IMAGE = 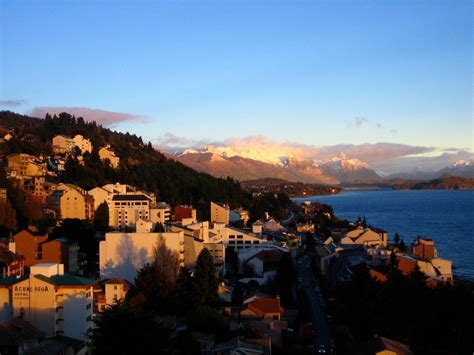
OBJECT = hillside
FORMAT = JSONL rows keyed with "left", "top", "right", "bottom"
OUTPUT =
{"left": 392, "top": 175, "right": 474, "bottom": 190}
{"left": 241, "top": 178, "right": 341, "bottom": 197}
{"left": 0, "top": 110, "right": 247, "bottom": 208}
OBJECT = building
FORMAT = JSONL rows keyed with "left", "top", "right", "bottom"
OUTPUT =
{"left": 99, "top": 145, "right": 120, "bottom": 168}
{"left": 173, "top": 205, "right": 197, "bottom": 222}
{"left": 0, "top": 263, "right": 94, "bottom": 340}
{"left": 7, "top": 154, "right": 46, "bottom": 177}
{"left": 108, "top": 194, "right": 151, "bottom": 230}
{"left": 150, "top": 202, "right": 172, "bottom": 225}
{"left": 0, "top": 249, "right": 24, "bottom": 278}
{"left": 48, "top": 184, "right": 94, "bottom": 220}
{"left": 246, "top": 250, "right": 283, "bottom": 277}
{"left": 209, "top": 224, "right": 266, "bottom": 251}
{"left": 94, "top": 278, "right": 132, "bottom": 313}
{"left": 210, "top": 202, "right": 230, "bottom": 225}
{"left": 241, "top": 298, "right": 284, "bottom": 320}
{"left": 344, "top": 228, "right": 388, "bottom": 247}
{"left": 99, "top": 225, "right": 203, "bottom": 282}
{"left": 412, "top": 238, "right": 437, "bottom": 259}
{"left": 367, "top": 336, "right": 413, "bottom": 355}
{"left": 72, "top": 134, "right": 93, "bottom": 154}
{"left": 52, "top": 135, "right": 75, "bottom": 154}
{"left": 10, "top": 230, "right": 79, "bottom": 273}
{"left": 88, "top": 186, "right": 112, "bottom": 211}
{"left": 230, "top": 208, "right": 250, "bottom": 225}
{"left": 0, "top": 317, "right": 45, "bottom": 354}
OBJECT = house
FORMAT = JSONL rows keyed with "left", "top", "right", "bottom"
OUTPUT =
{"left": 230, "top": 208, "right": 250, "bottom": 225}
{"left": 72, "top": 134, "right": 93, "bottom": 154}
{"left": 367, "top": 336, "right": 413, "bottom": 355}
{"left": 0, "top": 249, "right": 24, "bottom": 278}
{"left": 99, "top": 145, "right": 120, "bottom": 168}
{"left": 94, "top": 278, "right": 132, "bottom": 312}
{"left": 7, "top": 154, "right": 46, "bottom": 177}
{"left": 212, "top": 337, "right": 264, "bottom": 355}
{"left": 209, "top": 224, "right": 267, "bottom": 251}
{"left": 344, "top": 228, "right": 388, "bottom": 247}
{"left": 10, "top": 230, "right": 79, "bottom": 273}
{"left": 412, "top": 238, "right": 437, "bottom": 259}
{"left": 88, "top": 186, "right": 112, "bottom": 211}
{"left": 173, "top": 205, "right": 197, "bottom": 222}
{"left": 0, "top": 317, "right": 45, "bottom": 354}
{"left": 0, "top": 263, "right": 94, "bottom": 341}
{"left": 210, "top": 202, "right": 230, "bottom": 225}
{"left": 263, "top": 219, "right": 285, "bottom": 233}
{"left": 242, "top": 298, "right": 284, "bottom": 320}
{"left": 48, "top": 184, "right": 94, "bottom": 220}
{"left": 52, "top": 135, "right": 75, "bottom": 154}
{"left": 246, "top": 250, "right": 283, "bottom": 277}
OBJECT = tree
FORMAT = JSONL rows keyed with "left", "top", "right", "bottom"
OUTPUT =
{"left": 399, "top": 238, "right": 407, "bottom": 252}
{"left": 225, "top": 246, "right": 238, "bottom": 276}
{"left": 94, "top": 202, "right": 109, "bottom": 234}
{"left": 194, "top": 248, "right": 218, "bottom": 306}
{"left": 135, "top": 236, "right": 180, "bottom": 313}
{"left": 186, "top": 306, "right": 229, "bottom": 341}
{"left": 393, "top": 232, "right": 400, "bottom": 247}
{"left": 91, "top": 301, "right": 173, "bottom": 355}
{"left": 305, "top": 231, "right": 315, "bottom": 253}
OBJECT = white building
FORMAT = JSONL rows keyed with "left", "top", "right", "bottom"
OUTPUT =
{"left": 0, "top": 263, "right": 94, "bottom": 341}
{"left": 99, "top": 224, "right": 203, "bottom": 282}
{"left": 108, "top": 194, "right": 151, "bottom": 230}
{"left": 150, "top": 202, "right": 172, "bottom": 224}
{"left": 72, "top": 134, "right": 93, "bottom": 154}
{"left": 209, "top": 224, "right": 267, "bottom": 251}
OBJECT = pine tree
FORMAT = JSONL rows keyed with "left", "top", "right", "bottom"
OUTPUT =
{"left": 399, "top": 238, "right": 407, "bottom": 252}
{"left": 94, "top": 202, "right": 109, "bottom": 234}
{"left": 194, "top": 248, "right": 218, "bottom": 306}
{"left": 394, "top": 232, "right": 400, "bottom": 247}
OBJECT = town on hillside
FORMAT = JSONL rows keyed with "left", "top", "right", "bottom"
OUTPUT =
{"left": 0, "top": 126, "right": 471, "bottom": 355}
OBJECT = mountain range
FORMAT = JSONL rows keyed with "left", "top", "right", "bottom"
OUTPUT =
{"left": 173, "top": 147, "right": 473, "bottom": 185}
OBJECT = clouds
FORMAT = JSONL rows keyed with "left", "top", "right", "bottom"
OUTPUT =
{"left": 29, "top": 106, "right": 146, "bottom": 127}
{"left": 155, "top": 133, "right": 435, "bottom": 164}
{"left": 347, "top": 116, "right": 397, "bottom": 135}
{"left": 0, "top": 99, "right": 28, "bottom": 107}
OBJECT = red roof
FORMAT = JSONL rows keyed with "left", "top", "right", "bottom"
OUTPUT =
{"left": 369, "top": 269, "right": 388, "bottom": 282}
{"left": 397, "top": 257, "right": 417, "bottom": 275}
{"left": 247, "top": 298, "right": 284, "bottom": 316}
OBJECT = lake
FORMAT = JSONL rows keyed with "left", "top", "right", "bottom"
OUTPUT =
{"left": 293, "top": 189, "right": 474, "bottom": 279}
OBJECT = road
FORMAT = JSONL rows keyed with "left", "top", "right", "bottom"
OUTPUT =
{"left": 294, "top": 254, "right": 331, "bottom": 353}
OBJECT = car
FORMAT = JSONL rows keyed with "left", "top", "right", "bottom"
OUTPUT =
{"left": 318, "top": 345, "right": 327, "bottom": 353}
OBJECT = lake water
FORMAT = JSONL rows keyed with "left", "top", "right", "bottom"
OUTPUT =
{"left": 293, "top": 190, "right": 474, "bottom": 279}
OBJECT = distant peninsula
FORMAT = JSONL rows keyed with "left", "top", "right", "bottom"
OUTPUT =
{"left": 241, "top": 178, "right": 342, "bottom": 197}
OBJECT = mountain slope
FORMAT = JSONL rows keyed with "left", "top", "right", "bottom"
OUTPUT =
{"left": 175, "top": 152, "right": 338, "bottom": 184}
{"left": 316, "top": 153, "right": 380, "bottom": 182}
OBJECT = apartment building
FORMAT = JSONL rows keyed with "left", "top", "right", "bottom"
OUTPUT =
{"left": 7, "top": 154, "right": 46, "bottom": 177}
{"left": 48, "top": 184, "right": 94, "bottom": 220}
{"left": 210, "top": 202, "right": 230, "bottom": 225}
{"left": 108, "top": 194, "right": 151, "bottom": 229}
{"left": 0, "top": 263, "right": 94, "bottom": 340}
{"left": 52, "top": 135, "right": 75, "bottom": 154}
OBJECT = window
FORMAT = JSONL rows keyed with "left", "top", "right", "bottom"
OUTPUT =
{"left": 114, "top": 285, "right": 118, "bottom": 290}
{"left": 253, "top": 241, "right": 259, "bottom": 244}
{"left": 86, "top": 303, "right": 91, "bottom": 310}
{"left": 237, "top": 235, "right": 243, "bottom": 239}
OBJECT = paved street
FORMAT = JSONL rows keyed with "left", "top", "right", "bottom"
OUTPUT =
{"left": 294, "top": 254, "right": 331, "bottom": 353}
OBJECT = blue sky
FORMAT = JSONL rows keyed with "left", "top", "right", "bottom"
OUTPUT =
{"left": 0, "top": 0, "right": 472, "bottom": 150}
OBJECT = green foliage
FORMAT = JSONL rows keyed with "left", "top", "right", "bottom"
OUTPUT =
{"left": 248, "top": 192, "right": 291, "bottom": 222}
{"left": 393, "top": 232, "right": 400, "bottom": 246}
{"left": 398, "top": 238, "right": 407, "bottom": 252}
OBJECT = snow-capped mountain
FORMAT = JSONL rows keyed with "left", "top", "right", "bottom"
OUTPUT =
{"left": 316, "top": 153, "right": 380, "bottom": 182}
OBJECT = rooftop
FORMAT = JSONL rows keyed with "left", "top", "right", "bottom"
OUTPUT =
{"left": 112, "top": 194, "right": 151, "bottom": 201}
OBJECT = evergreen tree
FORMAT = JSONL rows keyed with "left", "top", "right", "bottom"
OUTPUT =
{"left": 393, "top": 232, "right": 400, "bottom": 246}
{"left": 194, "top": 248, "right": 218, "bottom": 306}
{"left": 94, "top": 202, "right": 109, "bottom": 234}
{"left": 399, "top": 238, "right": 407, "bottom": 252}
{"left": 305, "top": 231, "right": 315, "bottom": 253}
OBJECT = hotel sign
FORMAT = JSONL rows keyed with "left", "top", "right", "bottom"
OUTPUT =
{"left": 13, "top": 285, "right": 50, "bottom": 299}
